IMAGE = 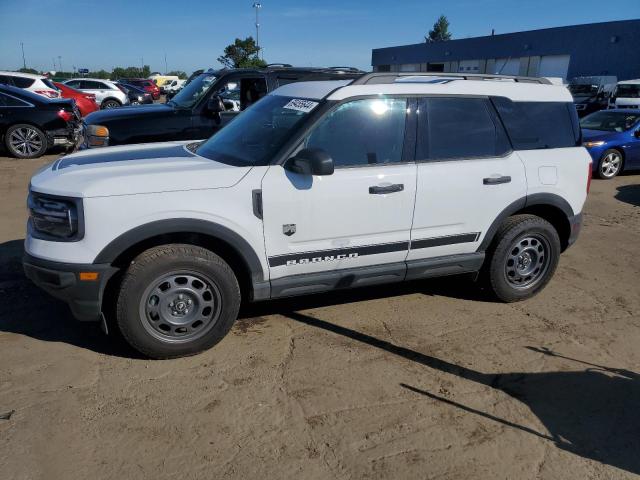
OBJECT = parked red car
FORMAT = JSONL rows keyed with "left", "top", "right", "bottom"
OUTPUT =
{"left": 54, "top": 82, "right": 99, "bottom": 117}
{"left": 118, "top": 78, "right": 160, "bottom": 100}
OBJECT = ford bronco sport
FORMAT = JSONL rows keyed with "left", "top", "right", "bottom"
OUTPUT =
{"left": 24, "top": 72, "right": 591, "bottom": 358}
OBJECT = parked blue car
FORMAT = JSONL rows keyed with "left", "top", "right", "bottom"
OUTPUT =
{"left": 581, "top": 110, "right": 640, "bottom": 179}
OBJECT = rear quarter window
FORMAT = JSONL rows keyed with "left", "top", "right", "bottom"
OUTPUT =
{"left": 12, "top": 76, "right": 36, "bottom": 88}
{"left": 492, "top": 97, "right": 581, "bottom": 149}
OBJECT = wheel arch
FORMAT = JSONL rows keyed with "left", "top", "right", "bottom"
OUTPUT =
{"left": 101, "top": 97, "right": 122, "bottom": 106}
{"left": 96, "top": 219, "right": 268, "bottom": 304}
{"left": 479, "top": 194, "right": 574, "bottom": 253}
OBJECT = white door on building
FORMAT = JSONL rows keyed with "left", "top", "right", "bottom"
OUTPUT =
{"left": 458, "top": 59, "right": 481, "bottom": 73}
{"left": 538, "top": 55, "right": 571, "bottom": 80}
{"left": 400, "top": 63, "right": 420, "bottom": 72}
{"left": 494, "top": 58, "right": 520, "bottom": 75}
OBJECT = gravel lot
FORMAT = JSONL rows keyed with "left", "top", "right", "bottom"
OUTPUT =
{"left": 1, "top": 153, "right": 639, "bottom": 480}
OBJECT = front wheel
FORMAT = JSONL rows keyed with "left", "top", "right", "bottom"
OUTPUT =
{"left": 483, "top": 214, "right": 561, "bottom": 302}
{"left": 116, "top": 244, "right": 241, "bottom": 359}
{"left": 597, "top": 149, "right": 623, "bottom": 179}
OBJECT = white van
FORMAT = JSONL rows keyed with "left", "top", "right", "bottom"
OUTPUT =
{"left": 610, "top": 79, "right": 640, "bottom": 109}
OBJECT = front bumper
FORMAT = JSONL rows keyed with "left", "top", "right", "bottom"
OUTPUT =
{"left": 23, "top": 253, "right": 118, "bottom": 322}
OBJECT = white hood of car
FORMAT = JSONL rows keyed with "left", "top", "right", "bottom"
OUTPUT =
{"left": 30, "top": 142, "right": 252, "bottom": 198}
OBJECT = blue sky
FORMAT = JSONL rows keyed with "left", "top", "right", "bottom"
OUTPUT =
{"left": 0, "top": 0, "right": 638, "bottom": 74}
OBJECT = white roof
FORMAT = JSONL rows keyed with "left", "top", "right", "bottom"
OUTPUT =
{"left": 618, "top": 79, "right": 640, "bottom": 85}
{"left": 65, "top": 78, "right": 114, "bottom": 83}
{"left": 270, "top": 80, "right": 352, "bottom": 100}
{"left": 0, "top": 70, "right": 46, "bottom": 79}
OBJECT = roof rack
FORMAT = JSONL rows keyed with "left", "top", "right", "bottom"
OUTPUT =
{"left": 351, "top": 72, "right": 551, "bottom": 85}
{"left": 328, "top": 66, "right": 363, "bottom": 72}
{"left": 266, "top": 63, "right": 293, "bottom": 68}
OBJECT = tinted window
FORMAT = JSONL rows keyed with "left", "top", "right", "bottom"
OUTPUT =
{"left": 12, "top": 76, "right": 35, "bottom": 88}
{"left": 580, "top": 111, "right": 640, "bottom": 132}
{"left": 81, "top": 80, "right": 107, "bottom": 89}
{"left": 419, "top": 97, "right": 504, "bottom": 160}
{"left": 492, "top": 98, "right": 580, "bottom": 149}
{"left": 66, "top": 80, "right": 81, "bottom": 88}
{"left": 305, "top": 98, "right": 407, "bottom": 167}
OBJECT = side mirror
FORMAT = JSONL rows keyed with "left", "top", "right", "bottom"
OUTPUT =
{"left": 285, "top": 148, "right": 334, "bottom": 176}
{"left": 206, "top": 95, "right": 225, "bottom": 114}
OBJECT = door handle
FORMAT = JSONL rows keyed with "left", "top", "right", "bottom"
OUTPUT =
{"left": 369, "top": 183, "right": 404, "bottom": 194}
{"left": 483, "top": 176, "right": 511, "bottom": 185}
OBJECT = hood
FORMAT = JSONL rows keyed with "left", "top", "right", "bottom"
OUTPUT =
{"left": 581, "top": 129, "right": 618, "bottom": 142}
{"left": 30, "top": 142, "right": 252, "bottom": 198}
{"left": 84, "top": 103, "right": 174, "bottom": 124}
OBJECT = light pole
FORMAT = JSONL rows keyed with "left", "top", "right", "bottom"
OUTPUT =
{"left": 164, "top": 52, "right": 167, "bottom": 74}
{"left": 252, "top": 2, "right": 262, "bottom": 58}
{"left": 58, "top": 55, "right": 62, "bottom": 75}
{"left": 20, "top": 42, "right": 26, "bottom": 69}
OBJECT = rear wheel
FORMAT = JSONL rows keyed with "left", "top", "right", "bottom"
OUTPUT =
{"left": 101, "top": 99, "right": 121, "bottom": 109}
{"left": 5, "top": 124, "right": 47, "bottom": 158}
{"left": 116, "top": 244, "right": 241, "bottom": 359}
{"left": 597, "top": 149, "right": 623, "bottom": 179}
{"left": 483, "top": 214, "right": 560, "bottom": 302}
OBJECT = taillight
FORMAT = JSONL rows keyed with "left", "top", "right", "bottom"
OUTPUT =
{"left": 586, "top": 162, "right": 593, "bottom": 194}
{"left": 57, "top": 109, "right": 73, "bottom": 122}
{"left": 35, "top": 90, "right": 59, "bottom": 98}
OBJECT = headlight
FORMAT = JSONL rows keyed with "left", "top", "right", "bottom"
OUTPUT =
{"left": 86, "top": 124, "right": 109, "bottom": 148}
{"left": 583, "top": 141, "right": 605, "bottom": 148}
{"left": 28, "top": 191, "right": 84, "bottom": 241}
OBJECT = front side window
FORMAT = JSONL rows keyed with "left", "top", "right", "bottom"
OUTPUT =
{"left": 196, "top": 95, "right": 315, "bottom": 166}
{"left": 66, "top": 80, "right": 81, "bottom": 88}
{"left": 169, "top": 73, "right": 217, "bottom": 109}
{"left": 420, "top": 97, "right": 501, "bottom": 160}
{"left": 304, "top": 97, "right": 408, "bottom": 167}
{"left": 580, "top": 111, "right": 640, "bottom": 132}
{"left": 615, "top": 84, "right": 640, "bottom": 99}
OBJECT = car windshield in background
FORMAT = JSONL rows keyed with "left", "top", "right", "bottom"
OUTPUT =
{"left": 615, "top": 84, "right": 640, "bottom": 98}
{"left": 568, "top": 84, "right": 597, "bottom": 96}
{"left": 580, "top": 111, "right": 640, "bottom": 132}
{"left": 169, "top": 74, "right": 217, "bottom": 108}
{"left": 196, "top": 95, "right": 318, "bottom": 166}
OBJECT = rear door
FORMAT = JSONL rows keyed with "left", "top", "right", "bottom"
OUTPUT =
{"left": 407, "top": 96, "right": 527, "bottom": 274}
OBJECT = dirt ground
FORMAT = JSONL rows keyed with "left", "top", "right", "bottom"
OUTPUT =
{"left": 1, "top": 154, "right": 639, "bottom": 480}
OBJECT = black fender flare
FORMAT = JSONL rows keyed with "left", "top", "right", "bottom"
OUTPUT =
{"left": 93, "top": 219, "right": 266, "bottom": 286}
{"left": 477, "top": 193, "right": 574, "bottom": 252}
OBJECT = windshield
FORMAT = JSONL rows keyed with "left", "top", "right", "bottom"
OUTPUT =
{"left": 580, "top": 111, "right": 640, "bottom": 132}
{"left": 196, "top": 95, "right": 319, "bottom": 166}
{"left": 614, "top": 84, "right": 640, "bottom": 98}
{"left": 169, "top": 73, "right": 217, "bottom": 108}
{"left": 568, "top": 84, "right": 598, "bottom": 96}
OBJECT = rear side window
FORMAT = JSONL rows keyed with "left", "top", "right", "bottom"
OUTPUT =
{"left": 81, "top": 81, "right": 108, "bottom": 89}
{"left": 0, "top": 75, "right": 11, "bottom": 85}
{"left": 0, "top": 93, "right": 30, "bottom": 107}
{"left": 13, "top": 76, "right": 35, "bottom": 88}
{"left": 492, "top": 97, "right": 581, "bottom": 149}
{"left": 305, "top": 98, "right": 408, "bottom": 167}
{"left": 417, "top": 97, "right": 510, "bottom": 160}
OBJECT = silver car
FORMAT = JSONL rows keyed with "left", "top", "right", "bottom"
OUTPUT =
{"left": 63, "top": 78, "right": 129, "bottom": 109}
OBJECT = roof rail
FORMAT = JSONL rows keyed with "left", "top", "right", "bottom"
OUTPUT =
{"left": 328, "top": 66, "right": 363, "bottom": 72}
{"left": 351, "top": 72, "right": 552, "bottom": 85}
{"left": 266, "top": 63, "right": 293, "bottom": 68}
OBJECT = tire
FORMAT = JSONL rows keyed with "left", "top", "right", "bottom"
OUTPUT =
{"left": 101, "top": 99, "right": 121, "bottom": 109}
{"left": 597, "top": 149, "right": 623, "bottom": 179}
{"left": 4, "top": 124, "right": 47, "bottom": 159}
{"left": 116, "top": 244, "right": 241, "bottom": 359}
{"left": 483, "top": 214, "right": 561, "bottom": 302}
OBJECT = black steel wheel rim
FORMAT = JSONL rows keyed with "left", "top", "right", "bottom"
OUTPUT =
{"left": 9, "top": 127, "right": 43, "bottom": 156}
{"left": 139, "top": 270, "right": 222, "bottom": 343}
{"left": 504, "top": 234, "right": 551, "bottom": 289}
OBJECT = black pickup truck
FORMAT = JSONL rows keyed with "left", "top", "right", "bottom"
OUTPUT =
{"left": 82, "top": 66, "right": 364, "bottom": 148}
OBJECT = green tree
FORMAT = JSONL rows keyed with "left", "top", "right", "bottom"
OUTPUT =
{"left": 87, "top": 70, "right": 111, "bottom": 79}
{"left": 167, "top": 70, "right": 188, "bottom": 79}
{"left": 18, "top": 67, "right": 39, "bottom": 75}
{"left": 111, "top": 65, "right": 151, "bottom": 79}
{"left": 426, "top": 15, "right": 452, "bottom": 43}
{"left": 217, "top": 37, "right": 266, "bottom": 68}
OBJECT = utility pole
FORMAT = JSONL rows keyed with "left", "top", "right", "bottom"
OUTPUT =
{"left": 252, "top": 2, "right": 262, "bottom": 58}
{"left": 141, "top": 56, "right": 144, "bottom": 76}
{"left": 164, "top": 52, "right": 167, "bottom": 74}
{"left": 58, "top": 55, "right": 62, "bottom": 75}
{"left": 52, "top": 58, "right": 56, "bottom": 72}
{"left": 20, "top": 42, "right": 26, "bottom": 69}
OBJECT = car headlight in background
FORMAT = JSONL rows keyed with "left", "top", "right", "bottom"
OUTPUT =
{"left": 137, "top": 95, "right": 144, "bottom": 102}
{"left": 583, "top": 141, "right": 605, "bottom": 148}
{"left": 86, "top": 124, "right": 109, "bottom": 147}
{"left": 28, "top": 191, "right": 83, "bottom": 241}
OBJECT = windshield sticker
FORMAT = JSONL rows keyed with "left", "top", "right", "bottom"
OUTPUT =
{"left": 283, "top": 99, "right": 319, "bottom": 113}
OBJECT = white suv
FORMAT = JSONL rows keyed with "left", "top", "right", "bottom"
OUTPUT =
{"left": 23, "top": 73, "right": 591, "bottom": 358}
{"left": 62, "top": 78, "right": 129, "bottom": 108}
{"left": 0, "top": 71, "right": 60, "bottom": 98}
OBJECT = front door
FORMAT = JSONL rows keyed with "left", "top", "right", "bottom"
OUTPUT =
{"left": 261, "top": 97, "right": 417, "bottom": 285}
{"left": 408, "top": 96, "right": 527, "bottom": 266}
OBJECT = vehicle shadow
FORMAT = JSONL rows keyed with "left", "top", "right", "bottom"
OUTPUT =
{"left": 615, "top": 184, "right": 640, "bottom": 207}
{"left": 283, "top": 311, "right": 640, "bottom": 476}
{"left": 0, "top": 239, "right": 140, "bottom": 358}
